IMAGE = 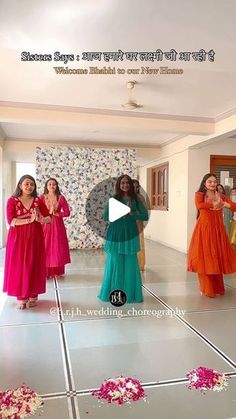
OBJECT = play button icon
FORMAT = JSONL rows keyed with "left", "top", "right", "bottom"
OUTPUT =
{"left": 108, "top": 197, "right": 130, "bottom": 222}
{"left": 85, "top": 176, "right": 150, "bottom": 241}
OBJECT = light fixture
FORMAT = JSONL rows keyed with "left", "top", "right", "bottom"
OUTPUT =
{"left": 122, "top": 81, "right": 143, "bottom": 110}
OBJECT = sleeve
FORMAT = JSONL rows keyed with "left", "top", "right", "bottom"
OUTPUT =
{"left": 224, "top": 196, "right": 236, "bottom": 211}
{"left": 195, "top": 192, "right": 214, "bottom": 209}
{"left": 103, "top": 202, "right": 109, "bottom": 221}
{"left": 38, "top": 198, "right": 51, "bottom": 217}
{"left": 139, "top": 194, "right": 148, "bottom": 209}
{"left": 56, "top": 196, "right": 70, "bottom": 217}
{"left": 129, "top": 199, "right": 149, "bottom": 221}
{"left": 6, "top": 197, "right": 16, "bottom": 224}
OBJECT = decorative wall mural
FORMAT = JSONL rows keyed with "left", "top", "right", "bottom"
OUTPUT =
{"left": 36, "top": 146, "right": 137, "bottom": 248}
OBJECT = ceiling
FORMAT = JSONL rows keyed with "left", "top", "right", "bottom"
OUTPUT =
{"left": 0, "top": 0, "right": 235, "bottom": 147}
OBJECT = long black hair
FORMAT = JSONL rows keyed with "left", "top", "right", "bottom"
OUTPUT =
{"left": 197, "top": 173, "right": 217, "bottom": 193}
{"left": 216, "top": 184, "right": 226, "bottom": 195}
{"left": 114, "top": 174, "right": 137, "bottom": 201}
{"left": 44, "top": 178, "right": 61, "bottom": 197}
{"left": 132, "top": 178, "right": 140, "bottom": 194}
{"left": 196, "top": 173, "right": 217, "bottom": 218}
{"left": 13, "top": 175, "right": 37, "bottom": 197}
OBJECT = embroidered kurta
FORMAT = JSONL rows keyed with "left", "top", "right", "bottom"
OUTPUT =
{"left": 40, "top": 195, "right": 71, "bottom": 270}
{"left": 187, "top": 192, "right": 236, "bottom": 275}
{"left": 3, "top": 196, "right": 50, "bottom": 297}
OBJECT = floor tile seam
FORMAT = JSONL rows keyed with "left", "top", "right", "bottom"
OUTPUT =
{"left": 59, "top": 298, "right": 172, "bottom": 322}
{"left": 142, "top": 285, "right": 236, "bottom": 313}
{"left": 1, "top": 299, "right": 234, "bottom": 329}
{"left": 0, "top": 279, "right": 61, "bottom": 328}
{"left": 186, "top": 307, "right": 236, "bottom": 314}
{"left": 66, "top": 268, "right": 104, "bottom": 271}
{"left": 56, "top": 287, "right": 81, "bottom": 419}
{"left": 41, "top": 392, "right": 68, "bottom": 399}
{"left": 0, "top": 309, "right": 184, "bottom": 328}
{"left": 0, "top": 320, "right": 60, "bottom": 328}
{"left": 225, "top": 284, "right": 236, "bottom": 290}
{"left": 61, "top": 313, "right": 171, "bottom": 323}
{"left": 145, "top": 264, "right": 183, "bottom": 268}
{"left": 176, "top": 318, "right": 236, "bottom": 369}
{"left": 1, "top": 303, "right": 236, "bottom": 328}
{"left": 56, "top": 287, "right": 76, "bottom": 392}
{"left": 143, "top": 284, "right": 236, "bottom": 370}
{"left": 13, "top": 372, "right": 236, "bottom": 400}
{"left": 56, "top": 286, "right": 101, "bottom": 290}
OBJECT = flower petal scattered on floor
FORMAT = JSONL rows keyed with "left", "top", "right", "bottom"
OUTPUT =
{"left": 186, "top": 366, "right": 229, "bottom": 393}
{"left": 92, "top": 376, "right": 146, "bottom": 405}
{"left": 0, "top": 385, "right": 43, "bottom": 418}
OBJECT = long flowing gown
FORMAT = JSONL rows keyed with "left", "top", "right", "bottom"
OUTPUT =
{"left": 3, "top": 196, "right": 50, "bottom": 298}
{"left": 41, "top": 195, "right": 71, "bottom": 276}
{"left": 187, "top": 192, "right": 236, "bottom": 296}
{"left": 98, "top": 198, "right": 148, "bottom": 303}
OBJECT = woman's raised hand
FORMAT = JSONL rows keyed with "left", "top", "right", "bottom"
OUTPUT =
{"left": 29, "top": 209, "right": 37, "bottom": 222}
{"left": 223, "top": 201, "right": 231, "bottom": 209}
{"left": 212, "top": 199, "right": 224, "bottom": 210}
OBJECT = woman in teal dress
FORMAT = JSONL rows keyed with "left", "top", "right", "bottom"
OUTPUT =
{"left": 98, "top": 174, "right": 148, "bottom": 303}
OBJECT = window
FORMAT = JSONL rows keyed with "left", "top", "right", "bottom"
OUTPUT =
{"left": 150, "top": 163, "right": 168, "bottom": 210}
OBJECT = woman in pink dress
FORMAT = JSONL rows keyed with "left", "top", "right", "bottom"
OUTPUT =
{"left": 41, "top": 178, "right": 71, "bottom": 278}
{"left": 3, "top": 175, "right": 51, "bottom": 309}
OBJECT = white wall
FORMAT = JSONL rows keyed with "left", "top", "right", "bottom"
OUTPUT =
{"left": 139, "top": 149, "right": 189, "bottom": 253}
{"left": 2, "top": 157, "right": 12, "bottom": 246}
{"left": 0, "top": 146, "right": 3, "bottom": 248}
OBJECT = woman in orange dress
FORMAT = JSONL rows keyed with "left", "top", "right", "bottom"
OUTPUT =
{"left": 187, "top": 173, "right": 236, "bottom": 298}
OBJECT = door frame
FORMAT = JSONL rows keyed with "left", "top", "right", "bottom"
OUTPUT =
{"left": 210, "top": 155, "right": 236, "bottom": 173}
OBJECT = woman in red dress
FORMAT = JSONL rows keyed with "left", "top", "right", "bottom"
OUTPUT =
{"left": 3, "top": 175, "right": 51, "bottom": 309}
{"left": 187, "top": 173, "right": 236, "bottom": 298}
{"left": 40, "top": 178, "right": 70, "bottom": 278}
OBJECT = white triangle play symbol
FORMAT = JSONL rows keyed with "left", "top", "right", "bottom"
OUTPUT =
{"left": 108, "top": 197, "right": 130, "bottom": 222}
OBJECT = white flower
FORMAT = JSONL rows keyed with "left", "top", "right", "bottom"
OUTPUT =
{"left": 109, "top": 390, "right": 121, "bottom": 400}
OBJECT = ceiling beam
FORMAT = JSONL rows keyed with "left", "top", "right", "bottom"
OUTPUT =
{"left": 0, "top": 105, "right": 214, "bottom": 136}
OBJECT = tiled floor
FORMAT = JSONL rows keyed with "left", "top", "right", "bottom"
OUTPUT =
{"left": 0, "top": 241, "right": 236, "bottom": 419}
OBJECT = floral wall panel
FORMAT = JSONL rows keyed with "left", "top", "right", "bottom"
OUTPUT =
{"left": 36, "top": 147, "right": 137, "bottom": 248}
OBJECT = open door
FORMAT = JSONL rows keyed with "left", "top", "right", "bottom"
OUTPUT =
{"left": 210, "top": 155, "right": 236, "bottom": 189}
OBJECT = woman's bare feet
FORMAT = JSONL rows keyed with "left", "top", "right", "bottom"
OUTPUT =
{"left": 16, "top": 300, "right": 28, "bottom": 309}
{"left": 28, "top": 297, "right": 38, "bottom": 308}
